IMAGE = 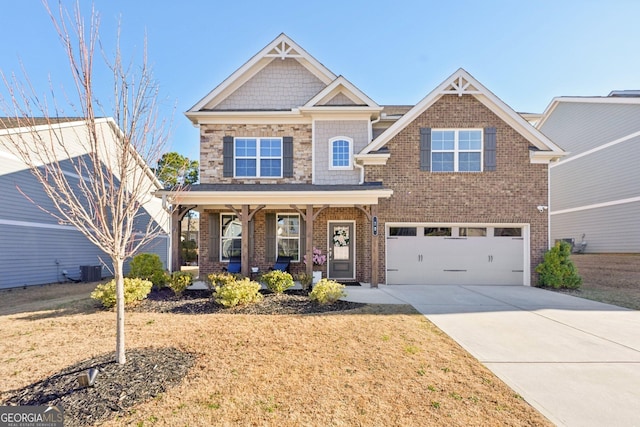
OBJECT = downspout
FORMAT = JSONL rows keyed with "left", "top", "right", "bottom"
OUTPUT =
{"left": 161, "top": 194, "right": 171, "bottom": 213}
{"left": 161, "top": 193, "right": 174, "bottom": 273}
{"left": 354, "top": 160, "right": 365, "bottom": 185}
{"left": 356, "top": 114, "right": 382, "bottom": 185}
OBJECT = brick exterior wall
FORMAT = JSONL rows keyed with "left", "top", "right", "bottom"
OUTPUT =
{"left": 200, "top": 123, "right": 313, "bottom": 184}
{"left": 365, "top": 95, "right": 549, "bottom": 284}
{"left": 198, "top": 207, "right": 369, "bottom": 281}
{"left": 195, "top": 95, "right": 549, "bottom": 286}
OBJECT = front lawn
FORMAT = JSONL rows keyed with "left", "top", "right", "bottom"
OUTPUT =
{"left": 0, "top": 284, "right": 551, "bottom": 426}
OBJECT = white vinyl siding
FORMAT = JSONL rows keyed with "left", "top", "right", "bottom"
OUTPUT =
{"left": 550, "top": 134, "right": 640, "bottom": 211}
{"left": 541, "top": 100, "right": 640, "bottom": 253}
{"left": 551, "top": 202, "right": 640, "bottom": 253}
{"left": 540, "top": 102, "right": 640, "bottom": 155}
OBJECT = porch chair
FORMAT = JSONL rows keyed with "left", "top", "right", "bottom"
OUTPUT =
{"left": 270, "top": 256, "right": 292, "bottom": 273}
{"left": 224, "top": 256, "right": 242, "bottom": 274}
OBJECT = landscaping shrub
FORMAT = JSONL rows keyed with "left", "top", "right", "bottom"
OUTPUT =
{"left": 168, "top": 271, "right": 193, "bottom": 296}
{"left": 212, "top": 277, "right": 263, "bottom": 308}
{"left": 309, "top": 279, "right": 346, "bottom": 305}
{"left": 296, "top": 272, "right": 313, "bottom": 291}
{"left": 91, "top": 278, "right": 153, "bottom": 308}
{"left": 128, "top": 253, "right": 168, "bottom": 288}
{"left": 535, "top": 241, "right": 583, "bottom": 289}
{"left": 261, "top": 270, "right": 294, "bottom": 293}
{"left": 208, "top": 272, "right": 240, "bottom": 288}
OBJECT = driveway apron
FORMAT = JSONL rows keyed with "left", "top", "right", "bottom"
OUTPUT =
{"left": 374, "top": 285, "right": 640, "bottom": 427}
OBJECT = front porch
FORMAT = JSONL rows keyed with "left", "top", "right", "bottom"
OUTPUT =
{"left": 159, "top": 184, "right": 392, "bottom": 287}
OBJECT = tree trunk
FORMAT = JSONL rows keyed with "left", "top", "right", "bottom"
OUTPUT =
{"left": 114, "top": 258, "right": 126, "bottom": 364}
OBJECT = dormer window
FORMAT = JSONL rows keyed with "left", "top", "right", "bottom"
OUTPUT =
{"left": 329, "top": 137, "right": 353, "bottom": 170}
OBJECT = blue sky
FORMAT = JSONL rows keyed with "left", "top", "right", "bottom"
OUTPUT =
{"left": 1, "top": 0, "right": 638, "bottom": 161}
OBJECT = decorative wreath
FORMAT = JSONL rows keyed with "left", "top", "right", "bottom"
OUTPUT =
{"left": 333, "top": 229, "right": 350, "bottom": 247}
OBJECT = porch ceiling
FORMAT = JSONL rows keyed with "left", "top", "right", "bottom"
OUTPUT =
{"left": 155, "top": 183, "right": 393, "bottom": 208}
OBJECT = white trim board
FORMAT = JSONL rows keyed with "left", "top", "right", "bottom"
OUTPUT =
{"left": 550, "top": 196, "right": 640, "bottom": 215}
{"left": 550, "top": 130, "right": 640, "bottom": 167}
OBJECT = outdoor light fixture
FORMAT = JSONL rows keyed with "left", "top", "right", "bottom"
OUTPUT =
{"left": 537, "top": 205, "right": 548, "bottom": 213}
{"left": 77, "top": 367, "right": 99, "bottom": 388}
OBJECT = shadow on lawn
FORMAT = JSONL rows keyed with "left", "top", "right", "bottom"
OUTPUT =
{"left": 15, "top": 298, "right": 101, "bottom": 321}
{"left": 6, "top": 287, "right": 412, "bottom": 319}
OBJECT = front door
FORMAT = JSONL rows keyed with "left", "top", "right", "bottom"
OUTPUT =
{"left": 328, "top": 222, "right": 355, "bottom": 280}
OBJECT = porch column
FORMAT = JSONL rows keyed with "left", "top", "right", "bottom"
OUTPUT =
{"left": 241, "top": 204, "right": 250, "bottom": 277}
{"left": 170, "top": 205, "right": 196, "bottom": 272}
{"left": 371, "top": 204, "right": 379, "bottom": 288}
{"left": 171, "top": 208, "right": 182, "bottom": 272}
{"left": 306, "top": 204, "right": 314, "bottom": 277}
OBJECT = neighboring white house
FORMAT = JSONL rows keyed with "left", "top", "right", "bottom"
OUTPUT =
{"left": 0, "top": 117, "right": 170, "bottom": 288}
{"left": 537, "top": 92, "right": 640, "bottom": 253}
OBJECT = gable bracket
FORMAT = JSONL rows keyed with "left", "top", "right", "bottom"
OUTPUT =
{"left": 225, "top": 204, "right": 265, "bottom": 221}
{"left": 265, "top": 41, "right": 302, "bottom": 60}
{"left": 290, "top": 204, "right": 330, "bottom": 221}
{"left": 442, "top": 76, "right": 481, "bottom": 97}
{"left": 354, "top": 205, "right": 372, "bottom": 221}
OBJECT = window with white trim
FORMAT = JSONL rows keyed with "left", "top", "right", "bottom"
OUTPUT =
{"left": 431, "top": 129, "right": 482, "bottom": 172}
{"left": 235, "top": 137, "right": 282, "bottom": 177}
{"left": 329, "top": 137, "right": 353, "bottom": 170}
{"left": 276, "top": 214, "right": 300, "bottom": 261}
{"left": 221, "top": 214, "right": 241, "bottom": 261}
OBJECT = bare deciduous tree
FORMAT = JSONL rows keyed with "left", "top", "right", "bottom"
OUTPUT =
{"left": 0, "top": 1, "right": 172, "bottom": 364}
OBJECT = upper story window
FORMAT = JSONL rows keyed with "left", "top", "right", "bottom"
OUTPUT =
{"left": 329, "top": 137, "right": 353, "bottom": 170}
{"left": 431, "top": 129, "right": 482, "bottom": 172}
{"left": 235, "top": 137, "right": 282, "bottom": 178}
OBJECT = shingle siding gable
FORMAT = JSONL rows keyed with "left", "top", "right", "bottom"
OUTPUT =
{"left": 214, "top": 58, "right": 326, "bottom": 111}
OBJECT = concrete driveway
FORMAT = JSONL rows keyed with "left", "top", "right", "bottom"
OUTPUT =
{"left": 343, "top": 284, "right": 640, "bottom": 427}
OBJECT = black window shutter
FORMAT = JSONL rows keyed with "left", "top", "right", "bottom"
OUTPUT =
{"left": 283, "top": 136, "right": 293, "bottom": 177}
{"left": 265, "top": 213, "right": 276, "bottom": 262}
{"left": 208, "top": 213, "right": 220, "bottom": 261}
{"left": 484, "top": 127, "right": 497, "bottom": 171}
{"left": 420, "top": 128, "right": 432, "bottom": 171}
{"left": 223, "top": 136, "right": 234, "bottom": 177}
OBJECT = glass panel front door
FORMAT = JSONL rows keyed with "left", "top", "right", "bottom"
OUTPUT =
{"left": 328, "top": 222, "right": 354, "bottom": 280}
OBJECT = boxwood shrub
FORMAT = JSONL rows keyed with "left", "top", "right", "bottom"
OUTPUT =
{"left": 91, "top": 278, "right": 153, "bottom": 308}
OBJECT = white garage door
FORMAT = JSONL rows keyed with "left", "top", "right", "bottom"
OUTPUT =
{"left": 386, "top": 224, "right": 526, "bottom": 285}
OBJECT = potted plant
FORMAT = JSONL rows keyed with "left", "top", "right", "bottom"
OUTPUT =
{"left": 304, "top": 247, "right": 326, "bottom": 284}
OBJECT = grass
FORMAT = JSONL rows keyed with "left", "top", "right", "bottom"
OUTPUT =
{"left": 0, "top": 283, "right": 552, "bottom": 426}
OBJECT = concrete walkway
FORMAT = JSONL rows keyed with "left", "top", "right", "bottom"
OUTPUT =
{"left": 343, "top": 284, "right": 640, "bottom": 427}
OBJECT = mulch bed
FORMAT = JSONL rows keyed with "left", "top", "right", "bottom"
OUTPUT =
{"left": 3, "top": 347, "right": 195, "bottom": 427}
{"left": 132, "top": 287, "right": 365, "bottom": 315}
{"left": 2, "top": 288, "right": 365, "bottom": 426}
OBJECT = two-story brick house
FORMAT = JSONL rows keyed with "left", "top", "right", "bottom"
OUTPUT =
{"left": 158, "top": 34, "right": 565, "bottom": 287}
